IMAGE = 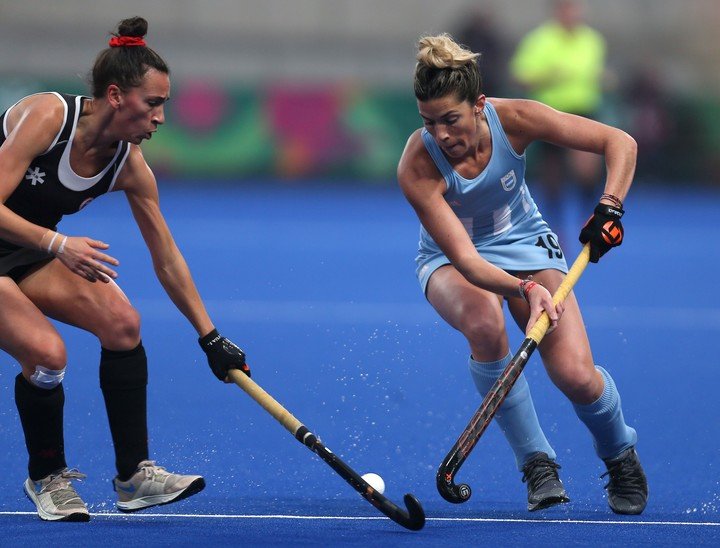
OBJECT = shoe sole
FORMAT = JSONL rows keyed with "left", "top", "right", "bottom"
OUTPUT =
{"left": 609, "top": 504, "right": 646, "bottom": 515}
{"left": 528, "top": 494, "right": 570, "bottom": 512}
{"left": 117, "top": 477, "right": 206, "bottom": 513}
{"left": 23, "top": 480, "right": 90, "bottom": 522}
{"left": 608, "top": 489, "right": 648, "bottom": 516}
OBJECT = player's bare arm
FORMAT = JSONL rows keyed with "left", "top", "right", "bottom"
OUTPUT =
{"left": 117, "top": 146, "right": 214, "bottom": 337}
{"left": 0, "top": 94, "right": 66, "bottom": 250}
{"left": 492, "top": 97, "right": 636, "bottom": 201}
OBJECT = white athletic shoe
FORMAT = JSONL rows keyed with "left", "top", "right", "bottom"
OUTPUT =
{"left": 24, "top": 468, "right": 90, "bottom": 522}
{"left": 113, "top": 460, "right": 205, "bottom": 512}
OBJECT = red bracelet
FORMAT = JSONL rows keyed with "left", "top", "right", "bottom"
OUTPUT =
{"left": 518, "top": 279, "right": 537, "bottom": 302}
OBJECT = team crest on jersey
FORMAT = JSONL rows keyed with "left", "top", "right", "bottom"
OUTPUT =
{"left": 500, "top": 170, "right": 516, "bottom": 191}
{"left": 25, "top": 166, "right": 46, "bottom": 186}
{"left": 78, "top": 197, "right": 94, "bottom": 210}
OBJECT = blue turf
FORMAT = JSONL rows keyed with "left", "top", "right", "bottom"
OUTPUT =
{"left": 0, "top": 182, "right": 719, "bottom": 545}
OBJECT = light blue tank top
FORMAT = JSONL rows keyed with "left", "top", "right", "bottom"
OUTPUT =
{"left": 419, "top": 101, "right": 545, "bottom": 253}
{"left": 415, "top": 101, "right": 566, "bottom": 290}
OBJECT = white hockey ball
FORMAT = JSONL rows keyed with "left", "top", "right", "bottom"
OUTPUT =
{"left": 361, "top": 472, "right": 385, "bottom": 494}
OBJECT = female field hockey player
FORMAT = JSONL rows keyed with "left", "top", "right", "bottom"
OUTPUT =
{"left": 397, "top": 34, "right": 648, "bottom": 514}
{"left": 0, "top": 17, "right": 249, "bottom": 522}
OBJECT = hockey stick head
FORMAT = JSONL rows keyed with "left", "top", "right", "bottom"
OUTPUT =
{"left": 400, "top": 493, "right": 426, "bottom": 530}
{"left": 362, "top": 491, "right": 426, "bottom": 530}
{"left": 436, "top": 469, "right": 472, "bottom": 503}
{"left": 301, "top": 428, "right": 426, "bottom": 531}
{"left": 353, "top": 463, "right": 425, "bottom": 530}
{"left": 360, "top": 484, "right": 426, "bottom": 530}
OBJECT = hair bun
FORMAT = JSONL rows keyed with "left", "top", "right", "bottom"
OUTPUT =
{"left": 116, "top": 16, "right": 148, "bottom": 38}
{"left": 417, "top": 33, "right": 479, "bottom": 69}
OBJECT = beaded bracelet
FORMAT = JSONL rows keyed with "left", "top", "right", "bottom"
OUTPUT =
{"left": 600, "top": 193, "right": 624, "bottom": 209}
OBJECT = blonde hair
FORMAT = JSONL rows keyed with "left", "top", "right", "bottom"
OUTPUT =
{"left": 416, "top": 33, "right": 480, "bottom": 69}
{"left": 414, "top": 33, "right": 482, "bottom": 103}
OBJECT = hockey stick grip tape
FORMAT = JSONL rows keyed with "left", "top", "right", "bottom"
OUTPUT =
{"left": 527, "top": 244, "right": 590, "bottom": 344}
{"left": 229, "top": 369, "right": 304, "bottom": 435}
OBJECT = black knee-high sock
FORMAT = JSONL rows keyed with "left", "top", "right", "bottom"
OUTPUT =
{"left": 99, "top": 342, "right": 149, "bottom": 481}
{"left": 15, "top": 374, "right": 67, "bottom": 481}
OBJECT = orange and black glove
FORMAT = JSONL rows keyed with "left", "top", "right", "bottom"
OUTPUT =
{"left": 579, "top": 203, "right": 624, "bottom": 263}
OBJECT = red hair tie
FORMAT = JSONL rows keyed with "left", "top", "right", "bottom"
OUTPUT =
{"left": 108, "top": 36, "right": 146, "bottom": 48}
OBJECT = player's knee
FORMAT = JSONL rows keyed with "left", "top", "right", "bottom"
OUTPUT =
{"left": 24, "top": 336, "right": 67, "bottom": 371}
{"left": 98, "top": 302, "right": 141, "bottom": 348}
{"left": 459, "top": 311, "right": 505, "bottom": 351}
{"left": 560, "top": 366, "right": 603, "bottom": 405}
{"left": 116, "top": 305, "right": 141, "bottom": 340}
{"left": 21, "top": 336, "right": 67, "bottom": 389}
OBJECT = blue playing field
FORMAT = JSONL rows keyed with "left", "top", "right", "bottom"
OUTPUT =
{"left": 0, "top": 181, "right": 718, "bottom": 546}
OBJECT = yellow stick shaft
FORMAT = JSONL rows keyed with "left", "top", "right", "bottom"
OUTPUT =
{"left": 527, "top": 244, "right": 591, "bottom": 344}
{"left": 228, "top": 369, "right": 303, "bottom": 435}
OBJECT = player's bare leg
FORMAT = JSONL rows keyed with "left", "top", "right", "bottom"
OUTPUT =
{"left": 508, "top": 268, "right": 647, "bottom": 514}
{"left": 428, "top": 265, "right": 567, "bottom": 510}
{"left": 19, "top": 260, "right": 205, "bottom": 512}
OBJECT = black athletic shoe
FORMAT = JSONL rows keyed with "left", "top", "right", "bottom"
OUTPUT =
{"left": 521, "top": 452, "right": 570, "bottom": 511}
{"left": 601, "top": 447, "right": 648, "bottom": 515}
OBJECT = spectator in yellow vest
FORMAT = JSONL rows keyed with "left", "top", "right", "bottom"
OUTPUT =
{"left": 510, "top": 0, "right": 607, "bottom": 243}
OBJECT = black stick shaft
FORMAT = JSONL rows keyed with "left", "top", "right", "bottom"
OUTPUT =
{"left": 229, "top": 370, "right": 425, "bottom": 531}
{"left": 437, "top": 338, "right": 537, "bottom": 502}
{"left": 295, "top": 426, "right": 425, "bottom": 530}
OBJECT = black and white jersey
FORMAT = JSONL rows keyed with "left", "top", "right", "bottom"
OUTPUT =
{"left": 0, "top": 92, "right": 130, "bottom": 254}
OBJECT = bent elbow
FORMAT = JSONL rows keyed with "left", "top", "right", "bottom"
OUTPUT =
{"left": 621, "top": 130, "right": 638, "bottom": 157}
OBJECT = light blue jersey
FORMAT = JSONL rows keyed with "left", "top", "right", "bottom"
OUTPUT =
{"left": 416, "top": 101, "right": 567, "bottom": 293}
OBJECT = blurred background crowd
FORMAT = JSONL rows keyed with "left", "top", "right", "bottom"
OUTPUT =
{"left": 0, "top": 0, "right": 717, "bottom": 189}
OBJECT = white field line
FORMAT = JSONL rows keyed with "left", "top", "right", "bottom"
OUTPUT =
{"left": 1, "top": 511, "right": 718, "bottom": 527}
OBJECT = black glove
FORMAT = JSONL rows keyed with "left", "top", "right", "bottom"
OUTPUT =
{"left": 199, "top": 329, "right": 251, "bottom": 382}
{"left": 579, "top": 203, "right": 625, "bottom": 263}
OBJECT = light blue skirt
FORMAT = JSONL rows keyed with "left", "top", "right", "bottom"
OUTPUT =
{"left": 416, "top": 228, "right": 568, "bottom": 294}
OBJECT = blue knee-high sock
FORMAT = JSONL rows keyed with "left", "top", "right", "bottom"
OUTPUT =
{"left": 572, "top": 366, "right": 637, "bottom": 460}
{"left": 469, "top": 354, "right": 555, "bottom": 470}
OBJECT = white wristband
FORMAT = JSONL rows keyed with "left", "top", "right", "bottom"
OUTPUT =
{"left": 57, "top": 236, "right": 68, "bottom": 255}
{"left": 46, "top": 232, "right": 59, "bottom": 253}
